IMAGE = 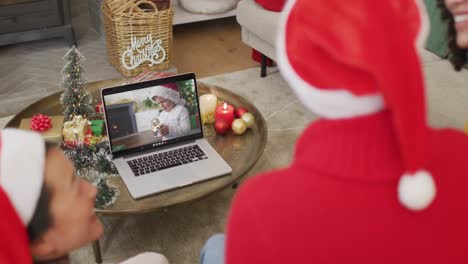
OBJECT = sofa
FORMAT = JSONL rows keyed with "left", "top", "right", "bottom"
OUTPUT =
{"left": 237, "top": 0, "right": 463, "bottom": 77}
{"left": 236, "top": 0, "right": 281, "bottom": 77}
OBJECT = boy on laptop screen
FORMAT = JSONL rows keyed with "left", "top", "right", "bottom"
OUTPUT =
{"left": 104, "top": 79, "right": 201, "bottom": 152}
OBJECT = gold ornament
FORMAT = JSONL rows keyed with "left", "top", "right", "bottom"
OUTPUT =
{"left": 241, "top": 112, "right": 255, "bottom": 128}
{"left": 232, "top": 119, "right": 247, "bottom": 135}
{"left": 88, "top": 136, "right": 104, "bottom": 145}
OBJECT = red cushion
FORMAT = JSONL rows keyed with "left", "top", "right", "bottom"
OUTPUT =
{"left": 255, "top": 0, "right": 286, "bottom": 12}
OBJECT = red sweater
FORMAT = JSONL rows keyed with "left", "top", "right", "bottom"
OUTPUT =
{"left": 226, "top": 111, "right": 468, "bottom": 263}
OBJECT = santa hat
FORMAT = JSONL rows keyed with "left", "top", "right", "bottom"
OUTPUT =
{"left": 151, "top": 83, "right": 182, "bottom": 105}
{"left": 277, "top": 0, "right": 435, "bottom": 211}
{"left": 0, "top": 129, "right": 45, "bottom": 225}
{"left": 0, "top": 187, "right": 33, "bottom": 263}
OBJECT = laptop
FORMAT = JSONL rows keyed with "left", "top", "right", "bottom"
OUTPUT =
{"left": 101, "top": 73, "right": 232, "bottom": 199}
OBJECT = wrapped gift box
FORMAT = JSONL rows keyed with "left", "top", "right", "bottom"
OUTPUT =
{"left": 90, "top": 119, "right": 105, "bottom": 136}
{"left": 19, "top": 115, "right": 64, "bottom": 143}
{"left": 62, "top": 115, "right": 89, "bottom": 143}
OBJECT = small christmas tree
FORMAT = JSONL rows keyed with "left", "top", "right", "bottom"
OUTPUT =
{"left": 60, "top": 46, "right": 95, "bottom": 121}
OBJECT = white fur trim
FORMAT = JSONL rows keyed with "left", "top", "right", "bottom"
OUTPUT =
{"left": 0, "top": 129, "right": 45, "bottom": 225}
{"left": 151, "top": 85, "right": 180, "bottom": 105}
{"left": 414, "top": 0, "right": 430, "bottom": 55}
{"left": 276, "top": 0, "right": 385, "bottom": 119}
{"left": 120, "top": 252, "right": 169, "bottom": 264}
{"left": 398, "top": 170, "right": 436, "bottom": 211}
{"left": 414, "top": 0, "right": 429, "bottom": 81}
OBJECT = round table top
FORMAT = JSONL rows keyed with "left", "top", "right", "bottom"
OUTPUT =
{"left": 6, "top": 78, "right": 268, "bottom": 215}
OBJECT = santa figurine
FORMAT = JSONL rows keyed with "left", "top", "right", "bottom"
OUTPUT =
{"left": 225, "top": 0, "right": 468, "bottom": 263}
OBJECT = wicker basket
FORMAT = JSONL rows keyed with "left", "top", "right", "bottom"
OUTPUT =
{"left": 103, "top": 0, "right": 173, "bottom": 77}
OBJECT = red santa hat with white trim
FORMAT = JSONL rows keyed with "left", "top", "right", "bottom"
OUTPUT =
{"left": 277, "top": 0, "right": 435, "bottom": 211}
{"left": 151, "top": 83, "right": 183, "bottom": 105}
{"left": 0, "top": 129, "right": 44, "bottom": 263}
{"left": 0, "top": 128, "right": 45, "bottom": 224}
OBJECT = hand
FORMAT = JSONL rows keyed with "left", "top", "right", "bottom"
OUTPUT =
{"left": 159, "top": 124, "right": 169, "bottom": 136}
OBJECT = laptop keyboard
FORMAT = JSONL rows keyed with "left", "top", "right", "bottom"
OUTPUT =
{"left": 127, "top": 145, "right": 208, "bottom": 177}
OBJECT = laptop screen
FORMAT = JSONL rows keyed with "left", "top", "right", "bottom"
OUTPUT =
{"left": 101, "top": 73, "right": 203, "bottom": 156}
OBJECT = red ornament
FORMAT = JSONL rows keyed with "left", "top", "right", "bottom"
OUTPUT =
{"left": 235, "top": 107, "right": 249, "bottom": 118}
{"left": 30, "top": 114, "right": 52, "bottom": 132}
{"left": 214, "top": 119, "right": 230, "bottom": 135}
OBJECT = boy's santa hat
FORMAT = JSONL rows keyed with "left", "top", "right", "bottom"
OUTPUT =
{"left": 0, "top": 129, "right": 45, "bottom": 225}
{"left": 0, "top": 187, "right": 33, "bottom": 263}
{"left": 151, "top": 83, "right": 183, "bottom": 105}
{"left": 277, "top": 0, "right": 435, "bottom": 211}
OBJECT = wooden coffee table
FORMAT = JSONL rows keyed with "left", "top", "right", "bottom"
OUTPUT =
{"left": 6, "top": 78, "right": 268, "bottom": 263}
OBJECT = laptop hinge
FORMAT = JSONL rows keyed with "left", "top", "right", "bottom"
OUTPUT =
{"left": 116, "top": 139, "right": 197, "bottom": 160}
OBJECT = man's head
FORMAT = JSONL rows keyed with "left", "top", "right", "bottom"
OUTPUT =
{"left": 0, "top": 129, "right": 103, "bottom": 261}
{"left": 153, "top": 96, "right": 176, "bottom": 112}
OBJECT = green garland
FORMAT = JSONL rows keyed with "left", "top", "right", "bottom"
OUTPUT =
{"left": 60, "top": 140, "right": 119, "bottom": 209}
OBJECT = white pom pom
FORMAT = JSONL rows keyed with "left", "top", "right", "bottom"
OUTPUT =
{"left": 397, "top": 170, "right": 436, "bottom": 211}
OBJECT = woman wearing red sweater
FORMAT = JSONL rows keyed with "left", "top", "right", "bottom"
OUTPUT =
{"left": 218, "top": 0, "right": 468, "bottom": 263}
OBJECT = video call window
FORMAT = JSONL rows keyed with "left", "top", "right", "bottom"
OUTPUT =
{"left": 103, "top": 79, "right": 201, "bottom": 153}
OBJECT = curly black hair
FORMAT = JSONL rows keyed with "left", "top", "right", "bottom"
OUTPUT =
{"left": 437, "top": 0, "right": 468, "bottom": 71}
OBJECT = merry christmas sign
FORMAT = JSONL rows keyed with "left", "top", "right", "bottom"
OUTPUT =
{"left": 121, "top": 33, "right": 166, "bottom": 70}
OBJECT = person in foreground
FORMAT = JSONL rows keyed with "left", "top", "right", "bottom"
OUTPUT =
{"left": 221, "top": 0, "right": 468, "bottom": 263}
{"left": 438, "top": 0, "right": 468, "bottom": 70}
{"left": 0, "top": 129, "right": 169, "bottom": 264}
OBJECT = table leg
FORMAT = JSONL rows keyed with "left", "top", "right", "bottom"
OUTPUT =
{"left": 92, "top": 240, "right": 102, "bottom": 263}
{"left": 261, "top": 54, "right": 267, "bottom": 78}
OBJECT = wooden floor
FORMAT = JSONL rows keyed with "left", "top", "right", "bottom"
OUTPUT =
{"left": 172, "top": 17, "right": 258, "bottom": 78}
